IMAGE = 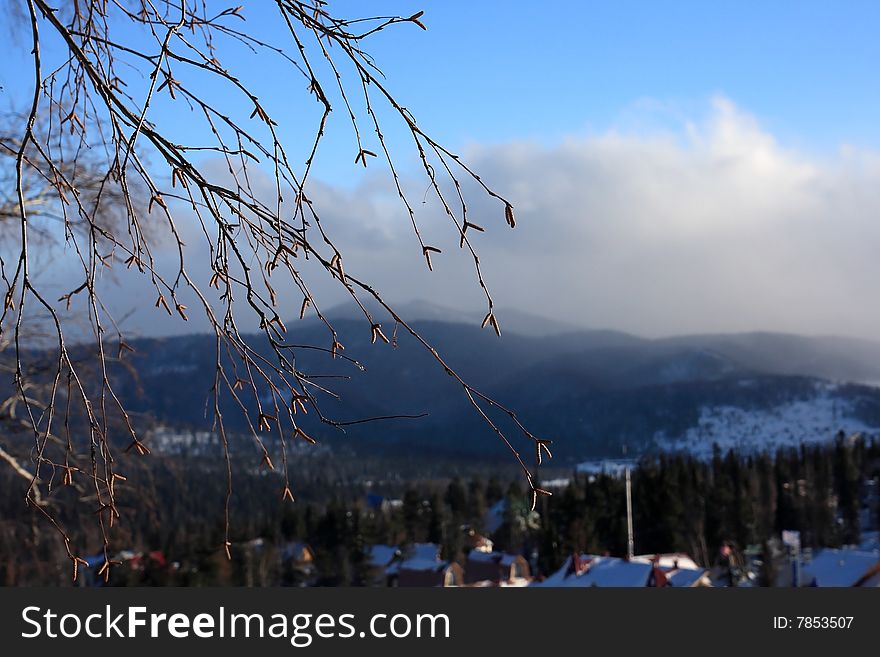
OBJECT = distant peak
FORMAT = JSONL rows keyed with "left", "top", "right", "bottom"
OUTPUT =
{"left": 313, "top": 299, "right": 586, "bottom": 337}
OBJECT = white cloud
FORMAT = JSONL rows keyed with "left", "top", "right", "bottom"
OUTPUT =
{"left": 82, "top": 96, "right": 880, "bottom": 340}
{"left": 300, "top": 96, "right": 880, "bottom": 339}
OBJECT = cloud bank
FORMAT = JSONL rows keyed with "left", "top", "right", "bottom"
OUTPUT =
{"left": 312, "top": 96, "right": 880, "bottom": 339}
{"left": 70, "top": 97, "right": 880, "bottom": 340}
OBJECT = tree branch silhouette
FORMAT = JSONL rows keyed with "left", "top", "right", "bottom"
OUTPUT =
{"left": 1, "top": 0, "right": 552, "bottom": 582}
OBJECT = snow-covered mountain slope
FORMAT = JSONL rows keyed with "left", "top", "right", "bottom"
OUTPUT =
{"left": 653, "top": 381, "right": 880, "bottom": 457}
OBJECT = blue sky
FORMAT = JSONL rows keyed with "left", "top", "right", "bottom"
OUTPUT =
{"left": 289, "top": 0, "right": 880, "bottom": 154}
{"left": 5, "top": 1, "right": 878, "bottom": 164}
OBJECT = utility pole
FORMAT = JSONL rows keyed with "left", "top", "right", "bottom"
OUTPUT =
{"left": 624, "top": 443, "right": 634, "bottom": 560}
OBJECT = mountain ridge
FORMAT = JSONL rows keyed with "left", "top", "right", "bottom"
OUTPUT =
{"left": 94, "top": 306, "right": 880, "bottom": 462}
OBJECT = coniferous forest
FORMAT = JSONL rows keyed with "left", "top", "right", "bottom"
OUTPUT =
{"left": 1, "top": 434, "right": 876, "bottom": 586}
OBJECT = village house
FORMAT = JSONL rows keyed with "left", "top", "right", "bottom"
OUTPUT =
{"left": 800, "top": 548, "right": 880, "bottom": 587}
{"left": 385, "top": 543, "right": 463, "bottom": 587}
{"left": 464, "top": 551, "right": 531, "bottom": 586}
{"left": 532, "top": 553, "right": 710, "bottom": 587}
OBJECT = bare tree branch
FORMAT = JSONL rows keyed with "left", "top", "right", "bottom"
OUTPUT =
{"left": 1, "top": 0, "right": 551, "bottom": 582}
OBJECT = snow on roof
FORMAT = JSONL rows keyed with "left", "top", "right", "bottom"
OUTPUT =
{"left": 384, "top": 543, "right": 447, "bottom": 573}
{"left": 666, "top": 568, "right": 707, "bottom": 587}
{"left": 633, "top": 553, "right": 700, "bottom": 571}
{"left": 531, "top": 554, "right": 600, "bottom": 587}
{"left": 532, "top": 555, "right": 652, "bottom": 587}
{"left": 579, "top": 558, "right": 652, "bottom": 587}
{"left": 803, "top": 549, "right": 880, "bottom": 587}
{"left": 366, "top": 544, "right": 398, "bottom": 568}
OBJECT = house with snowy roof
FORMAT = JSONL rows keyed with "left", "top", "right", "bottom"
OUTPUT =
{"left": 800, "top": 548, "right": 880, "bottom": 587}
{"left": 532, "top": 553, "right": 710, "bottom": 587}
{"left": 386, "top": 543, "right": 463, "bottom": 587}
{"left": 633, "top": 553, "right": 710, "bottom": 587}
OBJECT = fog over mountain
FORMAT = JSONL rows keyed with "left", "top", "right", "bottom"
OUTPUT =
{"left": 322, "top": 299, "right": 880, "bottom": 385}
